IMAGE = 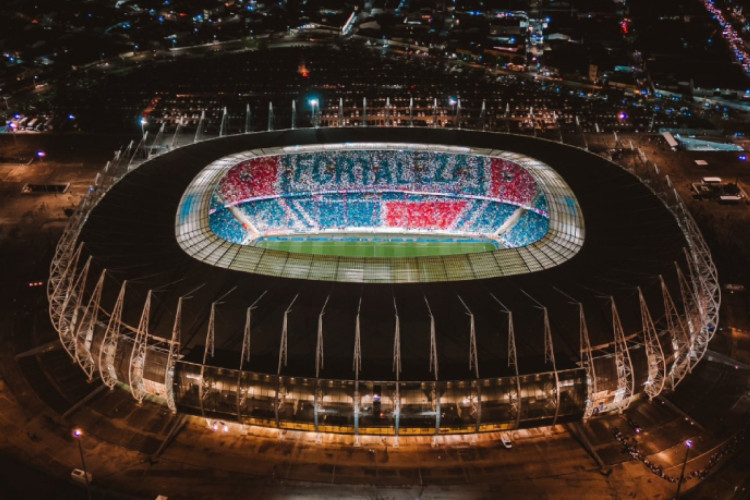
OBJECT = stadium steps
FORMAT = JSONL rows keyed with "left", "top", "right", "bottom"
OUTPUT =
{"left": 495, "top": 206, "right": 525, "bottom": 238}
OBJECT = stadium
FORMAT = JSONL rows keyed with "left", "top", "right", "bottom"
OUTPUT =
{"left": 48, "top": 127, "right": 719, "bottom": 438}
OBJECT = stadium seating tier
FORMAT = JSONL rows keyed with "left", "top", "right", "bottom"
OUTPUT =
{"left": 210, "top": 150, "right": 550, "bottom": 247}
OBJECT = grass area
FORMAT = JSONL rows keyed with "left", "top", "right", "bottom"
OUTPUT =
{"left": 254, "top": 234, "right": 497, "bottom": 258}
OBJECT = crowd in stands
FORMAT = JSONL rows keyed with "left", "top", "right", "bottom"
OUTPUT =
{"left": 217, "top": 150, "right": 546, "bottom": 212}
{"left": 385, "top": 200, "right": 467, "bottom": 230}
{"left": 488, "top": 158, "right": 538, "bottom": 207}
{"left": 249, "top": 198, "right": 293, "bottom": 232}
{"left": 500, "top": 211, "right": 549, "bottom": 248}
{"left": 209, "top": 150, "right": 551, "bottom": 247}
{"left": 210, "top": 191, "right": 224, "bottom": 211}
{"left": 218, "top": 156, "right": 278, "bottom": 203}
{"left": 212, "top": 191, "right": 550, "bottom": 248}
{"left": 532, "top": 193, "right": 549, "bottom": 214}
{"left": 472, "top": 202, "right": 518, "bottom": 234}
{"left": 209, "top": 206, "right": 247, "bottom": 243}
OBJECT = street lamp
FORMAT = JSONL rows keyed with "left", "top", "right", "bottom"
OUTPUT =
{"left": 8, "top": 120, "right": 17, "bottom": 145}
{"left": 675, "top": 439, "right": 693, "bottom": 498}
{"left": 309, "top": 98, "right": 319, "bottom": 128}
{"left": 140, "top": 117, "right": 148, "bottom": 136}
{"left": 448, "top": 97, "right": 457, "bottom": 127}
{"left": 72, "top": 428, "right": 93, "bottom": 500}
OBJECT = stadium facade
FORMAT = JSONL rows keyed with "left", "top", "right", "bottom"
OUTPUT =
{"left": 48, "top": 128, "right": 719, "bottom": 437}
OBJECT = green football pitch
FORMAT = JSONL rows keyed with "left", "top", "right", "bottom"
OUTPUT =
{"left": 255, "top": 234, "right": 497, "bottom": 258}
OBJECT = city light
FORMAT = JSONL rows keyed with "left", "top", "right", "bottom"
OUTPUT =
{"left": 4, "top": 3, "right": 743, "bottom": 498}
{"left": 210, "top": 420, "right": 229, "bottom": 433}
{"left": 676, "top": 438, "right": 695, "bottom": 496}
{"left": 71, "top": 428, "right": 91, "bottom": 500}
{"left": 309, "top": 98, "right": 319, "bottom": 128}
{"left": 701, "top": 0, "right": 750, "bottom": 72}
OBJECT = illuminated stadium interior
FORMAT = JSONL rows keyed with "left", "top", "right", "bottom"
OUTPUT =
{"left": 178, "top": 143, "right": 584, "bottom": 282}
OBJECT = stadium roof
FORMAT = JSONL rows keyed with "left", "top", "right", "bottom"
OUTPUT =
{"left": 78, "top": 128, "right": 688, "bottom": 381}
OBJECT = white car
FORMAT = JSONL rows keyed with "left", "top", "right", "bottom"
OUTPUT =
{"left": 501, "top": 433, "right": 513, "bottom": 449}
